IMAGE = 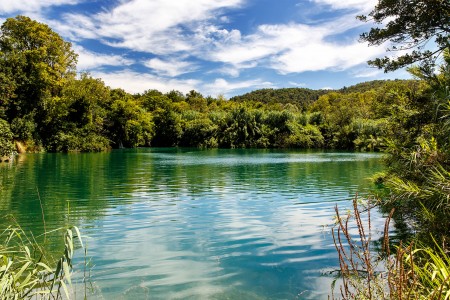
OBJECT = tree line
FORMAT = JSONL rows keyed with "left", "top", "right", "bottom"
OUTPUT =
{"left": 0, "top": 16, "right": 438, "bottom": 157}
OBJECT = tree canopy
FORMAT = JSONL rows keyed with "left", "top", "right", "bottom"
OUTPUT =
{"left": 0, "top": 15, "right": 77, "bottom": 125}
{"left": 359, "top": 0, "right": 450, "bottom": 72}
{"left": 230, "top": 88, "right": 329, "bottom": 110}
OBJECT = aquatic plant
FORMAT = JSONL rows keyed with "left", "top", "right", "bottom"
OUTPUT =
{"left": 0, "top": 219, "right": 83, "bottom": 299}
{"left": 331, "top": 197, "right": 450, "bottom": 300}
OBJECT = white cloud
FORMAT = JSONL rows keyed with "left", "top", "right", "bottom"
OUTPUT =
{"left": 271, "top": 38, "right": 384, "bottom": 73}
{"left": 47, "top": 14, "right": 98, "bottom": 41}
{"left": 216, "top": 67, "right": 240, "bottom": 78}
{"left": 20, "top": 0, "right": 387, "bottom": 79}
{"left": 202, "top": 78, "right": 273, "bottom": 96}
{"left": 60, "top": 0, "right": 244, "bottom": 54}
{"left": 0, "top": 0, "right": 397, "bottom": 92}
{"left": 92, "top": 70, "right": 200, "bottom": 95}
{"left": 206, "top": 19, "right": 385, "bottom": 74}
{"left": 73, "top": 45, "right": 134, "bottom": 70}
{"left": 288, "top": 81, "right": 307, "bottom": 87}
{"left": 310, "top": 0, "right": 377, "bottom": 12}
{"left": 352, "top": 68, "right": 383, "bottom": 78}
{"left": 0, "top": 0, "right": 80, "bottom": 14}
{"left": 144, "top": 57, "right": 197, "bottom": 77}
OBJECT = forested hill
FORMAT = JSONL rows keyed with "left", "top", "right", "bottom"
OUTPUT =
{"left": 230, "top": 88, "right": 330, "bottom": 109}
{"left": 338, "top": 79, "right": 415, "bottom": 94}
{"left": 229, "top": 80, "right": 415, "bottom": 108}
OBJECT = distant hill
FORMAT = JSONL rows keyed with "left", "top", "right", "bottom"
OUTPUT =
{"left": 338, "top": 79, "right": 413, "bottom": 94}
{"left": 229, "top": 88, "right": 330, "bottom": 109}
{"left": 230, "top": 80, "right": 415, "bottom": 108}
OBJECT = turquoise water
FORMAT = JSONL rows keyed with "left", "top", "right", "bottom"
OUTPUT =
{"left": 0, "top": 149, "right": 384, "bottom": 299}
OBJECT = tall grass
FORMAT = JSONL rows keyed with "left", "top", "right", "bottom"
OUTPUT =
{"left": 331, "top": 196, "right": 450, "bottom": 300}
{"left": 0, "top": 217, "right": 83, "bottom": 299}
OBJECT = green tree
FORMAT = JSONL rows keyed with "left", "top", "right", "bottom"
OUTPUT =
{"left": 46, "top": 74, "right": 111, "bottom": 152}
{"left": 62, "top": 74, "right": 110, "bottom": 132}
{"left": 166, "top": 90, "right": 185, "bottom": 102}
{"left": 109, "top": 94, "right": 154, "bottom": 148}
{"left": 374, "top": 53, "right": 450, "bottom": 243}
{"left": 219, "top": 107, "right": 264, "bottom": 148}
{"left": 139, "top": 90, "right": 171, "bottom": 112}
{"left": 359, "top": 0, "right": 450, "bottom": 71}
{"left": 152, "top": 109, "right": 183, "bottom": 147}
{"left": 180, "top": 113, "right": 218, "bottom": 148}
{"left": 0, "top": 15, "right": 77, "bottom": 142}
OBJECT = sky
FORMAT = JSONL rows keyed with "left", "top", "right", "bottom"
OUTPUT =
{"left": 0, "top": 0, "right": 411, "bottom": 97}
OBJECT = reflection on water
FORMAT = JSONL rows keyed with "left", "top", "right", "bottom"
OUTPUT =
{"left": 0, "top": 148, "right": 383, "bottom": 299}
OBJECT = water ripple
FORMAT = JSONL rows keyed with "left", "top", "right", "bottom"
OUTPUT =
{"left": 0, "top": 149, "right": 384, "bottom": 299}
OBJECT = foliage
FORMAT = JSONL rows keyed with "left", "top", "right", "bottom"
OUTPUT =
{"left": 0, "top": 220, "right": 83, "bottom": 299}
{"left": 408, "top": 241, "right": 450, "bottom": 300}
{"left": 339, "top": 80, "right": 405, "bottom": 94}
{"left": 219, "top": 107, "right": 264, "bottom": 148}
{"left": 0, "top": 15, "right": 77, "bottom": 143}
{"left": 230, "top": 87, "right": 329, "bottom": 110}
{"left": 358, "top": 0, "right": 450, "bottom": 72}
{"left": 44, "top": 74, "right": 112, "bottom": 152}
{"left": 0, "top": 118, "right": 14, "bottom": 157}
{"left": 379, "top": 53, "right": 450, "bottom": 242}
{"left": 109, "top": 93, "right": 154, "bottom": 148}
{"left": 48, "top": 129, "right": 111, "bottom": 152}
{"left": 10, "top": 116, "right": 36, "bottom": 142}
{"left": 180, "top": 114, "right": 218, "bottom": 148}
{"left": 152, "top": 108, "right": 183, "bottom": 147}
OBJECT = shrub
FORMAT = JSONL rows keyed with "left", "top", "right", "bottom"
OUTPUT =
{"left": 0, "top": 119, "right": 14, "bottom": 157}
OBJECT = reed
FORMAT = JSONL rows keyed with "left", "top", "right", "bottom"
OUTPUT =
{"left": 0, "top": 217, "right": 83, "bottom": 299}
{"left": 331, "top": 196, "right": 450, "bottom": 300}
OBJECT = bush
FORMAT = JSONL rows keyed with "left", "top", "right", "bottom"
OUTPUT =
{"left": 285, "top": 124, "right": 324, "bottom": 148}
{"left": 180, "top": 118, "right": 218, "bottom": 148}
{"left": 10, "top": 116, "right": 36, "bottom": 142}
{"left": 0, "top": 118, "right": 14, "bottom": 157}
{"left": 48, "top": 130, "right": 110, "bottom": 152}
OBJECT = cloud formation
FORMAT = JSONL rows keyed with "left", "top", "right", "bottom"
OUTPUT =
{"left": 144, "top": 57, "right": 197, "bottom": 77}
{"left": 91, "top": 70, "right": 200, "bottom": 95}
{"left": 310, "top": 0, "right": 377, "bottom": 12}
{"left": 58, "top": 0, "right": 244, "bottom": 54}
{"left": 205, "top": 19, "right": 385, "bottom": 74}
{"left": 0, "top": 0, "right": 80, "bottom": 14}
{"left": 56, "top": 0, "right": 383, "bottom": 75}
{"left": 73, "top": 45, "right": 134, "bottom": 70}
{"left": 0, "top": 0, "right": 401, "bottom": 95}
{"left": 203, "top": 78, "right": 273, "bottom": 96}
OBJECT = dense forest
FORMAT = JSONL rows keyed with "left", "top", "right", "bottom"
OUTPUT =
{"left": 0, "top": 16, "right": 430, "bottom": 156}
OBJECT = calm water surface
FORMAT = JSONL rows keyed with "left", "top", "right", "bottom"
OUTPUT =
{"left": 0, "top": 149, "right": 384, "bottom": 299}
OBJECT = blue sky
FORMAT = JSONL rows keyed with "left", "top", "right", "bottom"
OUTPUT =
{"left": 0, "top": 0, "right": 410, "bottom": 97}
